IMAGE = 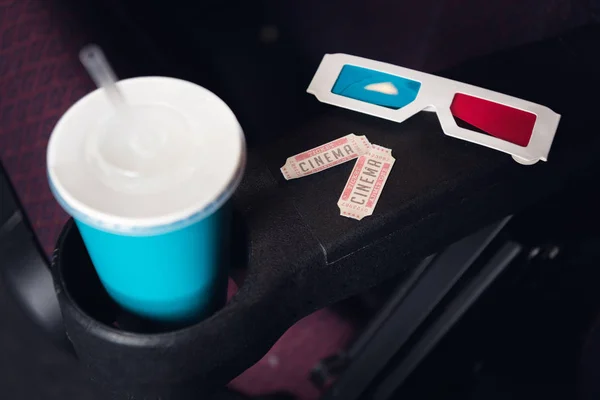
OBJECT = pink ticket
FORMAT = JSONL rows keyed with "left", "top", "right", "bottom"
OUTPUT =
{"left": 280, "top": 134, "right": 372, "bottom": 180}
{"left": 338, "top": 145, "right": 395, "bottom": 220}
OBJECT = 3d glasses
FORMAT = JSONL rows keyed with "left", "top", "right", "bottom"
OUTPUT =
{"left": 307, "top": 54, "right": 561, "bottom": 165}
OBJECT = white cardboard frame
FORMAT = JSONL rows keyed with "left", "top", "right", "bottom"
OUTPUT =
{"left": 307, "top": 53, "right": 561, "bottom": 165}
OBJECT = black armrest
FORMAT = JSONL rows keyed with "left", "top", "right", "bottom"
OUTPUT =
{"left": 259, "top": 24, "right": 600, "bottom": 266}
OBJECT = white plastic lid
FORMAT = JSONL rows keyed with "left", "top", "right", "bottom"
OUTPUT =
{"left": 47, "top": 77, "right": 246, "bottom": 235}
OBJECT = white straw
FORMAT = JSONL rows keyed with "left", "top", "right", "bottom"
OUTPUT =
{"left": 79, "top": 44, "right": 126, "bottom": 109}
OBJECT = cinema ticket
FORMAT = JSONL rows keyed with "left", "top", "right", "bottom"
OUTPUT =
{"left": 280, "top": 134, "right": 372, "bottom": 180}
{"left": 338, "top": 145, "right": 395, "bottom": 220}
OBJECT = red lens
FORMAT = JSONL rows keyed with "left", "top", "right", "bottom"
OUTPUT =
{"left": 450, "top": 93, "right": 537, "bottom": 147}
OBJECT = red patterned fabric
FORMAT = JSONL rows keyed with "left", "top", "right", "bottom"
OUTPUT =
{"left": 0, "top": 0, "right": 94, "bottom": 255}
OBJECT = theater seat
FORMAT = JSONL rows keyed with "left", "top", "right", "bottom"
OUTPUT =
{"left": 0, "top": 1, "right": 596, "bottom": 399}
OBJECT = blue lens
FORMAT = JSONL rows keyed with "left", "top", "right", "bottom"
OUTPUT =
{"left": 332, "top": 65, "right": 421, "bottom": 109}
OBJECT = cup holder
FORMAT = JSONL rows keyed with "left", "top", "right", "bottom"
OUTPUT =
{"left": 49, "top": 187, "right": 325, "bottom": 399}
{"left": 54, "top": 215, "right": 249, "bottom": 334}
{"left": 50, "top": 217, "right": 256, "bottom": 399}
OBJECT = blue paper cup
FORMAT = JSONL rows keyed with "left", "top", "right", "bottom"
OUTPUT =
{"left": 47, "top": 77, "right": 245, "bottom": 323}
{"left": 72, "top": 205, "right": 231, "bottom": 322}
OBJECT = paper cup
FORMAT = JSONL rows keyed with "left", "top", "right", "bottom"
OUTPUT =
{"left": 47, "top": 77, "right": 245, "bottom": 323}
